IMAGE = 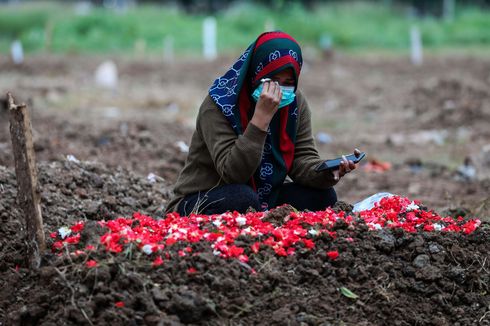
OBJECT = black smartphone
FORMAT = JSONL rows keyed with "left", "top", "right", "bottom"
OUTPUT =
{"left": 315, "top": 152, "right": 366, "bottom": 172}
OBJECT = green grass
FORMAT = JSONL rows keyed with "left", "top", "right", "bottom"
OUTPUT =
{"left": 1, "top": 1, "right": 490, "bottom": 55}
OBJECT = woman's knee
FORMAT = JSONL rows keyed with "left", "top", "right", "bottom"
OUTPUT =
{"left": 178, "top": 184, "right": 260, "bottom": 215}
{"left": 222, "top": 184, "right": 260, "bottom": 212}
{"left": 324, "top": 187, "right": 337, "bottom": 205}
{"left": 277, "top": 183, "right": 337, "bottom": 211}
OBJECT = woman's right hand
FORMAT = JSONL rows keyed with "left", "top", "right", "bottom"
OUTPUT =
{"left": 250, "top": 80, "right": 282, "bottom": 131}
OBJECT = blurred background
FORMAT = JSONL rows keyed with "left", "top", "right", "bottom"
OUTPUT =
{"left": 1, "top": 0, "right": 489, "bottom": 218}
{"left": 1, "top": 0, "right": 490, "bottom": 54}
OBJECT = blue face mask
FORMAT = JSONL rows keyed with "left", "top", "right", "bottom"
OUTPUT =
{"left": 252, "top": 83, "right": 296, "bottom": 108}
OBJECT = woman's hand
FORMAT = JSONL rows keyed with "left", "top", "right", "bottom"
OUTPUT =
{"left": 333, "top": 149, "right": 361, "bottom": 181}
{"left": 250, "top": 80, "right": 282, "bottom": 131}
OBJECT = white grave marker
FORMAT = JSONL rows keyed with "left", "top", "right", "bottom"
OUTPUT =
{"left": 264, "top": 18, "right": 275, "bottom": 32}
{"left": 203, "top": 17, "right": 217, "bottom": 60}
{"left": 11, "top": 40, "right": 24, "bottom": 65}
{"left": 443, "top": 0, "right": 455, "bottom": 22}
{"left": 94, "top": 60, "right": 118, "bottom": 90}
{"left": 410, "top": 26, "right": 423, "bottom": 66}
{"left": 163, "top": 36, "right": 174, "bottom": 62}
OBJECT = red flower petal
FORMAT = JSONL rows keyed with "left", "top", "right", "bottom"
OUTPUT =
{"left": 70, "top": 221, "right": 85, "bottom": 233}
{"left": 86, "top": 260, "right": 98, "bottom": 268}
{"left": 152, "top": 256, "right": 164, "bottom": 267}
{"left": 326, "top": 250, "right": 339, "bottom": 260}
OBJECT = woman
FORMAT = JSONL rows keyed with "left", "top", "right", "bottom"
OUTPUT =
{"left": 166, "top": 31, "right": 357, "bottom": 216}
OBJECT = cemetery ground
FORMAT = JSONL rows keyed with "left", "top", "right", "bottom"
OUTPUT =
{"left": 0, "top": 53, "right": 489, "bottom": 325}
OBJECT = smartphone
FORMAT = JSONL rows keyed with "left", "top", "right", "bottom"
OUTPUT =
{"left": 315, "top": 152, "right": 366, "bottom": 172}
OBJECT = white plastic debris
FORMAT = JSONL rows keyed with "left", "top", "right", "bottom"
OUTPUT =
{"left": 315, "top": 132, "right": 333, "bottom": 144}
{"left": 147, "top": 173, "right": 157, "bottom": 183}
{"left": 176, "top": 141, "right": 189, "bottom": 153}
{"left": 165, "top": 102, "right": 180, "bottom": 115}
{"left": 94, "top": 60, "right": 118, "bottom": 90}
{"left": 58, "top": 226, "right": 72, "bottom": 239}
{"left": 66, "top": 154, "right": 80, "bottom": 163}
{"left": 146, "top": 173, "right": 165, "bottom": 184}
{"left": 142, "top": 244, "right": 153, "bottom": 255}
{"left": 352, "top": 192, "right": 394, "bottom": 212}
{"left": 455, "top": 158, "right": 476, "bottom": 181}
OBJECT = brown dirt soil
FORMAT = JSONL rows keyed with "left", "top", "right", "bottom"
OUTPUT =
{"left": 0, "top": 160, "right": 488, "bottom": 325}
{"left": 1, "top": 54, "right": 490, "bottom": 325}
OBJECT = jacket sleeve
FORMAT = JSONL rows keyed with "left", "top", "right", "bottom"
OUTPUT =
{"left": 288, "top": 93, "right": 339, "bottom": 189}
{"left": 198, "top": 95, "right": 268, "bottom": 184}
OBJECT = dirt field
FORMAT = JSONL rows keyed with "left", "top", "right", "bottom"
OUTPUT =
{"left": 0, "top": 53, "right": 489, "bottom": 325}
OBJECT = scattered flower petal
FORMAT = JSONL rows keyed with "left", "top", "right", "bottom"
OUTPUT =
{"left": 86, "top": 260, "right": 98, "bottom": 268}
{"left": 152, "top": 256, "right": 164, "bottom": 267}
{"left": 327, "top": 250, "right": 339, "bottom": 260}
{"left": 58, "top": 226, "right": 72, "bottom": 239}
{"left": 142, "top": 244, "right": 153, "bottom": 255}
{"left": 48, "top": 196, "right": 480, "bottom": 270}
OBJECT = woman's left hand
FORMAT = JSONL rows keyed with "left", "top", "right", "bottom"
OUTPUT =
{"left": 332, "top": 149, "right": 361, "bottom": 181}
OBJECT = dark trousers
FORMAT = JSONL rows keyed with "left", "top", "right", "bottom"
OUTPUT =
{"left": 177, "top": 183, "right": 337, "bottom": 216}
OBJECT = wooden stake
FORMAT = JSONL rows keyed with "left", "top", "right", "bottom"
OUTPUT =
{"left": 7, "top": 92, "right": 45, "bottom": 269}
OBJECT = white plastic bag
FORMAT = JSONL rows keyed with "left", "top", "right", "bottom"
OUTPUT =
{"left": 352, "top": 192, "right": 394, "bottom": 212}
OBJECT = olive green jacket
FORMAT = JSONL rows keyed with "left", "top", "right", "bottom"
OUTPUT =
{"left": 165, "top": 91, "right": 337, "bottom": 213}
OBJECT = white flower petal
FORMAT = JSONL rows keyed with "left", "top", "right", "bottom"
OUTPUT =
{"left": 308, "top": 229, "right": 319, "bottom": 236}
{"left": 236, "top": 217, "right": 247, "bottom": 226}
{"left": 142, "top": 244, "right": 153, "bottom": 255}
{"left": 58, "top": 226, "right": 72, "bottom": 239}
{"left": 406, "top": 201, "right": 420, "bottom": 211}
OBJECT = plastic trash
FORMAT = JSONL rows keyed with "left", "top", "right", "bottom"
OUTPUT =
{"left": 455, "top": 157, "right": 476, "bottom": 181}
{"left": 352, "top": 192, "right": 394, "bottom": 212}
{"left": 315, "top": 132, "right": 333, "bottom": 144}
{"left": 147, "top": 173, "right": 164, "bottom": 183}
{"left": 363, "top": 159, "right": 392, "bottom": 173}
{"left": 176, "top": 141, "right": 189, "bottom": 153}
{"left": 66, "top": 154, "right": 80, "bottom": 164}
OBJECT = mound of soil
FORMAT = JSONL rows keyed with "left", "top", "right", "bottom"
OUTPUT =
{"left": 407, "top": 78, "right": 490, "bottom": 129}
{"left": 0, "top": 160, "right": 172, "bottom": 270}
{"left": 0, "top": 161, "right": 488, "bottom": 325}
{"left": 0, "top": 112, "right": 189, "bottom": 183}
